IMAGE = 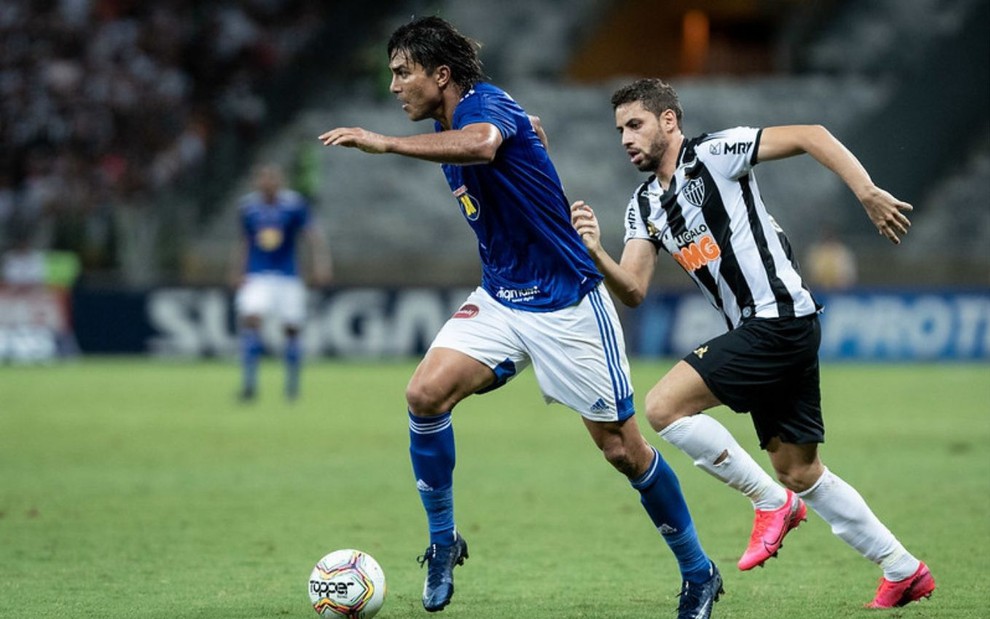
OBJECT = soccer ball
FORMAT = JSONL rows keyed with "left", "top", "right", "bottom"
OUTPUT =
{"left": 308, "top": 549, "right": 387, "bottom": 618}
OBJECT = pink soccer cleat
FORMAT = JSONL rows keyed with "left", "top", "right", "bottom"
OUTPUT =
{"left": 737, "top": 489, "right": 807, "bottom": 571}
{"left": 866, "top": 561, "right": 935, "bottom": 609}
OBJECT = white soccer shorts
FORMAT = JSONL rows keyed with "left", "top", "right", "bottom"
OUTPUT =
{"left": 429, "top": 283, "right": 634, "bottom": 422}
{"left": 235, "top": 273, "right": 307, "bottom": 326}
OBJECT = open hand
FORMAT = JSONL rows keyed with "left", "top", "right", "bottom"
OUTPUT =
{"left": 318, "top": 127, "right": 388, "bottom": 154}
{"left": 861, "top": 186, "right": 912, "bottom": 245}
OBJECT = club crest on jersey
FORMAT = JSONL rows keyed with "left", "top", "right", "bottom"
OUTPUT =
{"left": 453, "top": 185, "right": 480, "bottom": 221}
{"left": 682, "top": 177, "right": 705, "bottom": 208}
{"left": 256, "top": 227, "right": 284, "bottom": 250}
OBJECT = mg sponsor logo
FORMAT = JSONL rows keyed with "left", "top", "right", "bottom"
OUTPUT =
{"left": 671, "top": 228, "right": 721, "bottom": 272}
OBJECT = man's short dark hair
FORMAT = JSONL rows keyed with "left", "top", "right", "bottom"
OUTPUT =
{"left": 611, "top": 78, "right": 683, "bottom": 128}
{"left": 388, "top": 16, "right": 486, "bottom": 90}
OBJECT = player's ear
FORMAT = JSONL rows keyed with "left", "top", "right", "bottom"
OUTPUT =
{"left": 660, "top": 108, "right": 677, "bottom": 132}
{"left": 435, "top": 65, "right": 451, "bottom": 88}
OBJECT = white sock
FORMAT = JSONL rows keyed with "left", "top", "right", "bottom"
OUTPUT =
{"left": 660, "top": 414, "right": 787, "bottom": 511}
{"left": 798, "top": 467, "right": 920, "bottom": 581}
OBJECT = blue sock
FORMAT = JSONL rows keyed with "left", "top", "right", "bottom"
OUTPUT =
{"left": 631, "top": 447, "right": 712, "bottom": 583}
{"left": 240, "top": 328, "right": 262, "bottom": 392}
{"left": 409, "top": 411, "right": 456, "bottom": 546}
{"left": 284, "top": 335, "right": 301, "bottom": 397}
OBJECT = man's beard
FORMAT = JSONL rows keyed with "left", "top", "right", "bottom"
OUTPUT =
{"left": 637, "top": 135, "right": 667, "bottom": 172}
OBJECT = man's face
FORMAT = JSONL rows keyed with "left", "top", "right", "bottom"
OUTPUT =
{"left": 389, "top": 50, "right": 443, "bottom": 122}
{"left": 615, "top": 101, "right": 668, "bottom": 173}
{"left": 254, "top": 166, "right": 282, "bottom": 201}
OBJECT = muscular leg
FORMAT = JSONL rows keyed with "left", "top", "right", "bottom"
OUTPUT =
{"left": 649, "top": 362, "right": 787, "bottom": 510}
{"left": 767, "top": 439, "right": 920, "bottom": 581}
{"left": 644, "top": 361, "right": 721, "bottom": 431}
{"left": 238, "top": 314, "right": 263, "bottom": 399}
{"left": 406, "top": 347, "right": 494, "bottom": 545}
{"left": 283, "top": 324, "right": 301, "bottom": 400}
{"left": 583, "top": 417, "right": 713, "bottom": 584}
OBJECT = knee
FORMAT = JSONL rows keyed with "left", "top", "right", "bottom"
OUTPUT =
{"left": 774, "top": 461, "right": 824, "bottom": 493}
{"left": 405, "top": 378, "right": 450, "bottom": 415}
{"left": 643, "top": 384, "right": 683, "bottom": 432}
{"left": 600, "top": 437, "right": 653, "bottom": 479}
{"left": 601, "top": 443, "right": 639, "bottom": 478}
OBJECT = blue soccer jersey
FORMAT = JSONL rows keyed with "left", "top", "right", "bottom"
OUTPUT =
{"left": 438, "top": 82, "right": 602, "bottom": 311}
{"left": 239, "top": 189, "right": 310, "bottom": 276}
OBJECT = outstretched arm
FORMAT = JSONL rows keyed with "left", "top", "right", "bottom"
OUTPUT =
{"left": 229, "top": 239, "right": 248, "bottom": 289}
{"left": 318, "top": 122, "right": 503, "bottom": 164}
{"left": 571, "top": 200, "right": 657, "bottom": 307}
{"left": 758, "top": 124, "right": 912, "bottom": 244}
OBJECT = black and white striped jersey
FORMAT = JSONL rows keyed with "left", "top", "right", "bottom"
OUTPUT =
{"left": 623, "top": 126, "right": 820, "bottom": 330}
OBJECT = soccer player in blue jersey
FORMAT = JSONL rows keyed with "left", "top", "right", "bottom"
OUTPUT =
{"left": 231, "top": 163, "right": 332, "bottom": 402}
{"left": 319, "top": 17, "right": 722, "bottom": 618}
{"left": 572, "top": 78, "right": 933, "bottom": 609}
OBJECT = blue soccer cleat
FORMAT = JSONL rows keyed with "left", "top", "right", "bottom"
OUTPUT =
{"left": 677, "top": 562, "right": 723, "bottom": 619}
{"left": 417, "top": 533, "right": 469, "bottom": 612}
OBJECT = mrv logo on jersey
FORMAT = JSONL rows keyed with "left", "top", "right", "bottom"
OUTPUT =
{"left": 709, "top": 141, "right": 752, "bottom": 155}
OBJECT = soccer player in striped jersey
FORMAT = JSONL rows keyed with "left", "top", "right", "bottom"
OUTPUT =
{"left": 571, "top": 78, "right": 934, "bottom": 609}
{"left": 320, "top": 18, "right": 722, "bottom": 618}
{"left": 231, "top": 163, "right": 332, "bottom": 402}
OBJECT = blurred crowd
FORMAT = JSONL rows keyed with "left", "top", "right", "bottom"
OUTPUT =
{"left": 0, "top": 0, "right": 328, "bottom": 277}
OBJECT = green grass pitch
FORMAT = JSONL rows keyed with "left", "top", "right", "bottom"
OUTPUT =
{"left": 1, "top": 358, "right": 987, "bottom": 618}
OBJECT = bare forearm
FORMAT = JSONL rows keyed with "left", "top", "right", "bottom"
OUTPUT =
{"left": 761, "top": 125, "right": 874, "bottom": 198}
{"left": 319, "top": 123, "right": 500, "bottom": 164}
{"left": 802, "top": 126, "right": 875, "bottom": 200}
{"left": 571, "top": 201, "right": 655, "bottom": 305}
{"left": 589, "top": 247, "right": 648, "bottom": 307}
{"left": 383, "top": 131, "right": 496, "bottom": 164}
{"left": 759, "top": 125, "right": 912, "bottom": 244}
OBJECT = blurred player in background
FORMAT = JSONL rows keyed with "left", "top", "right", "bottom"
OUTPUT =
{"left": 320, "top": 17, "right": 723, "bottom": 618}
{"left": 571, "top": 77, "right": 934, "bottom": 609}
{"left": 231, "top": 163, "right": 332, "bottom": 402}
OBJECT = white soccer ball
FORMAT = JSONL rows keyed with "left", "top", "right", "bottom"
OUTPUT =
{"left": 308, "top": 549, "right": 387, "bottom": 618}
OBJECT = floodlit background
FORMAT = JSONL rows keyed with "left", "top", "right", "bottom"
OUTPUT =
{"left": 2, "top": 0, "right": 988, "bottom": 364}
{"left": 2, "top": 0, "right": 988, "bottom": 287}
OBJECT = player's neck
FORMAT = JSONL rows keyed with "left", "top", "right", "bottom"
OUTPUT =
{"left": 656, "top": 133, "right": 684, "bottom": 189}
{"left": 436, "top": 84, "right": 467, "bottom": 130}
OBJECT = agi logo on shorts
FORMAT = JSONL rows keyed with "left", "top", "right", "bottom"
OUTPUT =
{"left": 452, "top": 304, "right": 479, "bottom": 319}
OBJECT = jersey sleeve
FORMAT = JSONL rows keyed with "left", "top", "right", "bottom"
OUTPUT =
{"left": 453, "top": 89, "right": 518, "bottom": 141}
{"left": 698, "top": 126, "right": 762, "bottom": 180}
{"left": 622, "top": 194, "right": 652, "bottom": 244}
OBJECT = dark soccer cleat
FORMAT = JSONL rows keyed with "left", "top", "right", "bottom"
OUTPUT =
{"left": 237, "top": 386, "right": 256, "bottom": 402}
{"left": 866, "top": 561, "right": 935, "bottom": 608}
{"left": 677, "top": 563, "right": 723, "bottom": 619}
{"left": 417, "top": 533, "right": 468, "bottom": 612}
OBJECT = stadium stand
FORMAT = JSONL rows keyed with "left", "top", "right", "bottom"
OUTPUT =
{"left": 3, "top": 1, "right": 987, "bottom": 287}
{"left": 0, "top": 0, "right": 387, "bottom": 283}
